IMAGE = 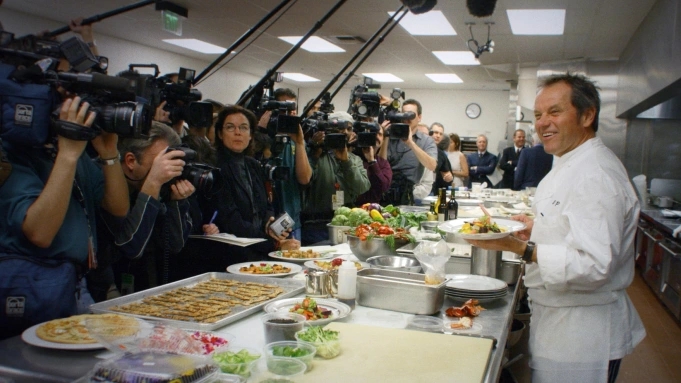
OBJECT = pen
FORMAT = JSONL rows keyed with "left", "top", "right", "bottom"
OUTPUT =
{"left": 209, "top": 210, "right": 218, "bottom": 225}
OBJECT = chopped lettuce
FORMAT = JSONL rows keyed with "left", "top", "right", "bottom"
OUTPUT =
{"left": 296, "top": 326, "right": 341, "bottom": 359}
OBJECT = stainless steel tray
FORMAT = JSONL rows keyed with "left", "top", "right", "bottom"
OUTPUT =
{"left": 89, "top": 272, "right": 304, "bottom": 331}
{"left": 357, "top": 269, "right": 445, "bottom": 315}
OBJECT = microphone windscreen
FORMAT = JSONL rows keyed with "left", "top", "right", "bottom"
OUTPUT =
{"left": 401, "top": 0, "right": 437, "bottom": 15}
{"left": 466, "top": 0, "right": 497, "bottom": 18}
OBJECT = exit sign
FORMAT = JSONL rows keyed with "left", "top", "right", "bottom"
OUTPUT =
{"left": 162, "top": 10, "right": 183, "bottom": 36}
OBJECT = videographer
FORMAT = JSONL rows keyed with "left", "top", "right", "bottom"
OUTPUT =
{"left": 302, "top": 111, "right": 370, "bottom": 245}
{"left": 354, "top": 119, "right": 392, "bottom": 206}
{"left": 379, "top": 99, "right": 437, "bottom": 205}
{"left": 95, "top": 122, "right": 194, "bottom": 296}
{"left": 0, "top": 96, "right": 129, "bottom": 339}
{"left": 209, "top": 105, "right": 299, "bottom": 262}
{"left": 256, "top": 88, "right": 312, "bottom": 240}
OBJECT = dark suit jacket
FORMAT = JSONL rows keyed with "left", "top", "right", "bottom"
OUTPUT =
{"left": 514, "top": 144, "right": 553, "bottom": 190}
{"left": 499, "top": 146, "right": 523, "bottom": 189}
{"left": 466, "top": 151, "right": 497, "bottom": 188}
{"left": 431, "top": 149, "right": 453, "bottom": 195}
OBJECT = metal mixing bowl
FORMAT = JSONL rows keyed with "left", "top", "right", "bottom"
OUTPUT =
{"left": 365, "top": 255, "right": 422, "bottom": 273}
{"left": 346, "top": 234, "right": 409, "bottom": 261}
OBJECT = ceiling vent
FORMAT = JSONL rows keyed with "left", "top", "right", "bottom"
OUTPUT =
{"left": 329, "top": 35, "right": 366, "bottom": 44}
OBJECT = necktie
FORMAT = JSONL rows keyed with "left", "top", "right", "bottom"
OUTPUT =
{"left": 479, "top": 152, "right": 483, "bottom": 158}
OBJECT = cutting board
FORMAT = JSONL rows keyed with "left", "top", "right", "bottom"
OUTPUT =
{"left": 294, "top": 322, "right": 494, "bottom": 383}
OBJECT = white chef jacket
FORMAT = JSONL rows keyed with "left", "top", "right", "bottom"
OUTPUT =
{"left": 525, "top": 137, "right": 646, "bottom": 382}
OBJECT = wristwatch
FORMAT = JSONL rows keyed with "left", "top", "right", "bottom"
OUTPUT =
{"left": 97, "top": 153, "right": 120, "bottom": 166}
{"left": 522, "top": 241, "right": 536, "bottom": 263}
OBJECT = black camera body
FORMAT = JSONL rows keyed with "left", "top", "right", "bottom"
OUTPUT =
{"left": 353, "top": 120, "right": 379, "bottom": 148}
{"left": 387, "top": 111, "right": 415, "bottom": 140}
{"left": 262, "top": 156, "right": 290, "bottom": 182}
{"left": 271, "top": 134, "right": 290, "bottom": 157}
{"left": 350, "top": 84, "right": 381, "bottom": 118}
{"left": 260, "top": 99, "right": 298, "bottom": 135}
{"left": 166, "top": 145, "right": 217, "bottom": 193}
{"left": 324, "top": 133, "right": 348, "bottom": 150}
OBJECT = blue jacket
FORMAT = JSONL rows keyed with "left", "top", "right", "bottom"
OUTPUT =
{"left": 466, "top": 151, "right": 497, "bottom": 188}
{"left": 514, "top": 144, "right": 553, "bottom": 190}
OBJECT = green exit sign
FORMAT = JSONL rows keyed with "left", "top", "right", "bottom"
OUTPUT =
{"left": 162, "top": 10, "right": 183, "bottom": 36}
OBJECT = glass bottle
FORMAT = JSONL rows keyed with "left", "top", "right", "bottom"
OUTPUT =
{"left": 438, "top": 188, "right": 448, "bottom": 222}
{"left": 447, "top": 188, "right": 458, "bottom": 220}
{"left": 427, "top": 202, "right": 437, "bottom": 221}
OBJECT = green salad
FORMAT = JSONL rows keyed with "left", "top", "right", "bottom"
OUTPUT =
{"left": 296, "top": 326, "right": 341, "bottom": 359}
{"left": 212, "top": 349, "right": 261, "bottom": 377}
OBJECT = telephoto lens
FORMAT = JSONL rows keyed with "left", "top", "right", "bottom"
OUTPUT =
{"left": 98, "top": 101, "right": 152, "bottom": 138}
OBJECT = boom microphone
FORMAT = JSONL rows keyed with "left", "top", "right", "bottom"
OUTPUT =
{"left": 57, "top": 72, "right": 136, "bottom": 93}
{"left": 466, "top": 0, "right": 497, "bottom": 18}
{"left": 400, "top": 0, "right": 437, "bottom": 15}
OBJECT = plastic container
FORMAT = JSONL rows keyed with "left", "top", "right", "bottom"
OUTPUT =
{"left": 407, "top": 315, "right": 444, "bottom": 333}
{"left": 261, "top": 312, "right": 306, "bottom": 344}
{"left": 336, "top": 260, "right": 357, "bottom": 309}
{"left": 264, "top": 341, "right": 316, "bottom": 371}
{"left": 87, "top": 351, "right": 218, "bottom": 383}
{"left": 211, "top": 346, "right": 261, "bottom": 378}
{"left": 295, "top": 328, "right": 341, "bottom": 359}
{"left": 250, "top": 357, "right": 307, "bottom": 382}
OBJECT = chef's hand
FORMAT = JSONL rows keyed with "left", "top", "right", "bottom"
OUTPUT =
{"left": 511, "top": 214, "right": 534, "bottom": 241}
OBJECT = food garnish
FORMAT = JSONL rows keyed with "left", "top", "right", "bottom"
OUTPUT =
{"left": 289, "top": 297, "right": 331, "bottom": 321}
{"left": 296, "top": 326, "right": 341, "bottom": 359}
{"left": 458, "top": 216, "right": 505, "bottom": 234}
{"left": 212, "top": 349, "right": 261, "bottom": 377}
{"left": 190, "top": 331, "right": 229, "bottom": 354}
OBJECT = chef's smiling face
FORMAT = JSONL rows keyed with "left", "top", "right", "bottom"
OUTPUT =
{"left": 534, "top": 81, "right": 595, "bottom": 157}
{"left": 219, "top": 112, "right": 251, "bottom": 153}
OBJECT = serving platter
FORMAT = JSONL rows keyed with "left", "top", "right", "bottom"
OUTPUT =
{"left": 439, "top": 218, "right": 526, "bottom": 240}
{"left": 22, "top": 323, "right": 105, "bottom": 350}
{"left": 304, "top": 259, "right": 369, "bottom": 271}
{"left": 226, "top": 262, "right": 302, "bottom": 277}
{"left": 267, "top": 248, "right": 337, "bottom": 263}
{"left": 263, "top": 298, "right": 351, "bottom": 326}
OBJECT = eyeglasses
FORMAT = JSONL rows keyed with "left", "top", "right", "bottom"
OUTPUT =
{"left": 224, "top": 124, "right": 250, "bottom": 133}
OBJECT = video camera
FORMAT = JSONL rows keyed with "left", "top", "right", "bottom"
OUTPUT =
{"left": 301, "top": 92, "right": 334, "bottom": 139}
{"left": 261, "top": 98, "right": 300, "bottom": 135}
{"left": 123, "top": 64, "right": 213, "bottom": 129}
{"left": 0, "top": 34, "right": 150, "bottom": 145}
{"left": 350, "top": 84, "right": 381, "bottom": 118}
{"left": 165, "top": 145, "right": 218, "bottom": 194}
{"left": 352, "top": 120, "right": 380, "bottom": 148}
{"left": 386, "top": 111, "right": 415, "bottom": 140}
{"left": 322, "top": 118, "right": 351, "bottom": 150}
{"left": 262, "top": 156, "right": 290, "bottom": 182}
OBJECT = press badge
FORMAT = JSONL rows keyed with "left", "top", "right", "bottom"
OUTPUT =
{"left": 332, "top": 190, "right": 344, "bottom": 210}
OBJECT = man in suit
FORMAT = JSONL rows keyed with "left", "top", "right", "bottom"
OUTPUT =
{"left": 499, "top": 129, "right": 526, "bottom": 189}
{"left": 466, "top": 134, "right": 497, "bottom": 188}
{"left": 514, "top": 132, "right": 553, "bottom": 190}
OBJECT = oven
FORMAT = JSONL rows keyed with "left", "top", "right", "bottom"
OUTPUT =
{"left": 660, "top": 239, "right": 681, "bottom": 320}
{"left": 641, "top": 226, "right": 666, "bottom": 294}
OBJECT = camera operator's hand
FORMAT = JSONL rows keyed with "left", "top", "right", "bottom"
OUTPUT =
{"left": 258, "top": 110, "right": 272, "bottom": 131}
{"left": 347, "top": 131, "right": 357, "bottom": 146}
{"left": 69, "top": 17, "right": 98, "bottom": 56}
{"left": 170, "top": 179, "right": 195, "bottom": 201}
{"left": 57, "top": 97, "right": 96, "bottom": 160}
{"left": 289, "top": 124, "right": 305, "bottom": 146}
{"left": 333, "top": 146, "right": 349, "bottom": 162}
{"left": 279, "top": 238, "right": 301, "bottom": 251}
{"left": 140, "top": 148, "right": 186, "bottom": 199}
{"left": 265, "top": 216, "right": 291, "bottom": 241}
{"left": 202, "top": 223, "right": 219, "bottom": 235}
{"left": 362, "top": 146, "right": 375, "bottom": 162}
{"left": 153, "top": 101, "right": 171, "bottom": 123}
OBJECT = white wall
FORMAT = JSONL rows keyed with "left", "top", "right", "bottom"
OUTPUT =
{"left": 297, "top": 87, "right": 511, "bottom": 155}
{"left": 0, "top": 7, "right": 297, "bottom": 105}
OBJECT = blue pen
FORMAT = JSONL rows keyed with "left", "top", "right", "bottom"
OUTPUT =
{"left": 208, "top": 210, "right": 218, "bottom": 225}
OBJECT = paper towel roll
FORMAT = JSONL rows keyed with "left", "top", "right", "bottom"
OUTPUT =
{"left": 632, "top": 175, "right": 648, "bottom": 207}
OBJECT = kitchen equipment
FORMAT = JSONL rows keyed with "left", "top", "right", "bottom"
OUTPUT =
{"left": 346, "top": 234, "right": 409, "bottom": 261}
{"left": 365, "top": 255, "right": 422, "bottom": 273}
{"left": 471, "top": 247, "right": 502, "bottom": 278}
{"left": 356, "top": 268, "right": 445, "bottom": 315}
{"left": 657, "top": 196, "right": 674, "bottom": 208}
{"left": 650, "top": 178, "right": 681, "bottom": 202}
{"left": 327, "top": 224, "right": 350, "bottom": 245}
{"left": 506, "top": 319, "right": 526, "bottom": 348}
{"left": 89, "top": 273, "right": 304, "bottom": 331}
{"left": 261, "top": 313, "right": 306, "bottom": 344}
{"left": 445, "top": 274, "right": 508, "bottom": 303}
{"left": 289, "top": 322, "right": 493, "bottom": 383}
{"left": 305, "top": 269, "right": 331, "bottom": 298}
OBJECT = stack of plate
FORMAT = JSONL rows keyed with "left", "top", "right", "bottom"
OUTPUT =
{"left": 445, "top": 274, "right": 508, "bottom": 303}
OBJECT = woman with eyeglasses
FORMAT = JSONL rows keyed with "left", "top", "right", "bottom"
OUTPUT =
{"left": 208, "top": 105, "right": 299, "bottom": 263}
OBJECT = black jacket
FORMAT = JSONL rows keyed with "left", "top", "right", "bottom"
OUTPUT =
{"left": 499, "top": 146, "right": 523, "bottom": 189}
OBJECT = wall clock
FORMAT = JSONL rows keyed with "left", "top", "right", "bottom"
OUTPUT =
{"left": 466, "top": 103, "right": 481, "bottom": 119}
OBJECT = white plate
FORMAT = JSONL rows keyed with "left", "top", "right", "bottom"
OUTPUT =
{"left": 268, "top": 249, "right": 337, "bottom": 263}
{"left": 263, "top": 298, "right": 351, "bottom": 325}
{"left": 439, "top": 218, "right": 526, "bottom": 240}
{"left": 445, "top": 294, "right": 507, "bottom": 304}
{"left": 442, "top": 320, "right": 483, "bottom": 335}
{"left": 226, "top": 262, "right": 302, "bottom": 277}
{"left": 457, "top": 198, "right": 484, "bottom": 206}
{"left": 304, "top": 259, "right": 370, "bottom": 271}
{"left": 22, "top": 322, "right": 104, "bottom": 350}
{"left": 445, "top": 274, "right": 508, "bottom": 292}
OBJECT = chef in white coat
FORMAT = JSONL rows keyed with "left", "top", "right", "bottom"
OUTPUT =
{"left": 467, "top": 73, "right": 645, "bottom": 383}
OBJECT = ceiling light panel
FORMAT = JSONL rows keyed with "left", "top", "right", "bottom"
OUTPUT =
{"left": 282, "top": 73, "right": 320, "bottom": 82}
{"left": 507, "top": 9, "right": 566, "bottom": 35}
{"left": 163, "top": 39, "right": 226, "bottom": 54}
{"left": 278, "top": 36, "right": 345, "bottom": 52}
{"left": 388, "top": 10, "right": 456, "bottom": 36}
{"left": 432, "top": 51, "right": 480, "bottom": 65}
{"left": 362, "top": 73, "right": 404, "bottom": 82}
{"left": 426, "top": 73, "right": 463, "bottom": 83}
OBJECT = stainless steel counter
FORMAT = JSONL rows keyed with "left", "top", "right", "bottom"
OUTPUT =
{"left": 0, "top": 274, "right": 522, "bottom": 383}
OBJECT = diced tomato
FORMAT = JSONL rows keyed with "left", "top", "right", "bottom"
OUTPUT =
{"left": 331, "top": 258, "right": 343, "bottom": 267}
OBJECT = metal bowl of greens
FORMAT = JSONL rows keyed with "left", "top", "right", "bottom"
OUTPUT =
{"left": 346, "top": 234, "right": 411, "bottom": 262}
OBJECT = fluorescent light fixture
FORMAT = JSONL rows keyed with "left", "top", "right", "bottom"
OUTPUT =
{"left": 507, "top": 9, "right": 566, "bottom": 35}
{"left": 163, "top": 38, "right": 226, "bottom": 54}
{"left": 388, "top": 10, "right": 456, "bottom": 36}
{"left": 426, "top": 73, "right": 463, "bottom": 83}
{"left": 432, "top": 51, "right": 480, "bottom": 65}
{"left": 362, "top": 73, "right": 404, "bottom": 82}
{"left": 278, "top": 36, "right": 345, "bottom": 52}
{"left": 282, "top": 73, "right": 320, "bottom": 82}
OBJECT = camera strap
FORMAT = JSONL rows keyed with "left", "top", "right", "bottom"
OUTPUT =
{"left": 52, "top": 120, "right": 102, "bottom": 141}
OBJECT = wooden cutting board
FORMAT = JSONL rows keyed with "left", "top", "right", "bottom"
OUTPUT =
{"left": 295, "top": 322, "right": 493, "bottom": 383}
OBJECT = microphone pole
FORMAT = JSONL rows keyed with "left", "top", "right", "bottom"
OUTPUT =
{"left": 46, "top": 0, "right": 158, "bottom": 37}
{"left": 301, "top": 4, "right": 405, "bottom": 118}
{"left": 329, "top": 8, "right": 408, "bottom": 101}
{"left": 193, "top": 0, "right": 293, "bottom": 85}
{"left": 236, "top": 0, "right": 348, "bottom": 106}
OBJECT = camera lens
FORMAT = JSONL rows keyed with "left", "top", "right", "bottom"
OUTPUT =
{"left": 182, "top": 164, "right": 214, "bottom": 193}
{"left": 98, "top": 101, "right": 151, "bottom": 138}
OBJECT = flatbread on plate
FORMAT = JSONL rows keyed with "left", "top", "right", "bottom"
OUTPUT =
{"left": 35, "top": 313, "right": 137, "bottom": 344}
